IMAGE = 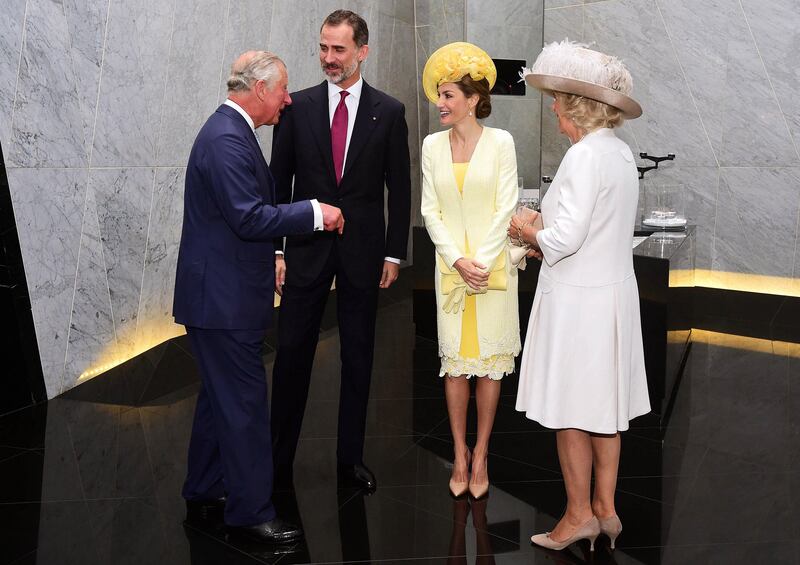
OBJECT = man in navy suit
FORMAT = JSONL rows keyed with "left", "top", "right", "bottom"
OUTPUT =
{"left": 270, "top": 10, "right": 411, "bottom": 492}
{"left": 173, "top": 50, "right": 344, "bottom": 544}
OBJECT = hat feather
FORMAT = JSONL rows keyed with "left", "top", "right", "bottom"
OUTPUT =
{"left": 525, "top": 39, "right": 633, "bottom": 95}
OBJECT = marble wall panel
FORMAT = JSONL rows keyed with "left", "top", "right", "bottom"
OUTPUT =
{"left": 7, "top": 168, "right": 87, "bottom": 398}
{"left": 541, "top": 4, "right": 582, "bottom": 173}
{"left": 658, "top": 0, "right": 798, "bottom": 167}
{"left": 63, "top": 0, "right": 108, "bottom": 159}
{"left": 63, "top": 188, "right": 116, "bottom": 393}
{"left": 414, "top": 24, "right": 431, "bottom": 145}
{"left": 137, "top": 167, "right": 186, "bottom": 350}
{"left": 466, "top": 22, "right": 542, "bottom": 78}
{"left": 583, "top": 0, "right": 717, "bottom": 167}
{"left": 740, "top": 0, "right": 800, "bottom": 163}
{"left": 543, "top": 2, "right": 582, "bottom": 43}
{"left": 0, "top": 0, "right": 27, "bottom": 150}
{"left": 221, "top": 0, "right": 274, "bottom": 97}
{"left": 388, "top": 20, "right": 423, "bottom": 229}
{"left": 390, "top": 0, "right": 416, "bottom": 25}
{"left": 417, "top": 0, "right": 466, "bottom": 135}
{"left": 467, "top": 0, "right": 542, "bottom": 183}
{"left": 418, "top": 0, "right": 465, "bottom": 45}
{"left": 90, "top": 168, "right": 153, "bottom": 358}
{"left": 270, "top": 0, "right": 341, "bottom": 93}
{"left": 219, "top": 0, "right": 275, "bottom": 158}
{"left": 8, "top": 0, "right": 89, "bottom": 168}
{"left": 483, "top": 98, "right": 541, "bottom": 188}
{"left": 468, "top": 0, "right": 542, "bottom": 28}
{"left": 90, "top": 0, "right": 173, "bottom": 166}
{"left": 361, "top": 6, "right": 397, "bottom": 93}
{"left": 156, "top": 0, "right": 228, "bottom": 167}
{"left": 713, "top": 167, "right": 800, "bottom": 278}
{"left": 545, "top": 0, "right": 581, "bottom": 8}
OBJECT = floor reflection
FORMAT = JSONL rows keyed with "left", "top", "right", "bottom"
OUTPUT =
{"left": 1, "top": 293, "right": 799, "bottom": 564}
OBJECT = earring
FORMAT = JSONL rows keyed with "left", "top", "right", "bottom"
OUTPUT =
{"left": 469, "top": 110, "right": 473, "bottom": 117}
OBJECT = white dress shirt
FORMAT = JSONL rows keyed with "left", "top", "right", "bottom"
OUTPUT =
{"left": 327, "top": 79, "right": 399, "bottom": 265}
{"left": 224, "top": 99, "right": 323, "bottom": 232}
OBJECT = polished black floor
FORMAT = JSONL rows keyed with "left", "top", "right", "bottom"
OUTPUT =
{"left": 1, "top": 286, "right": 799, "bottom": 564}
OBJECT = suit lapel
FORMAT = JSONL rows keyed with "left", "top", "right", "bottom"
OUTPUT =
{"left": 307, "top": 82, "right": 337, "bottom": 185}
{"left": 342, "top": 82, "right": 379, "bottom": 181}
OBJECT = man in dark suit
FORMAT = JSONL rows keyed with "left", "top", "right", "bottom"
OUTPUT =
{"left": 270, "top": 10, "right": 411, "bottom": 492}
{"left": 173, "top": 50, "right": 344, "bottom": 544}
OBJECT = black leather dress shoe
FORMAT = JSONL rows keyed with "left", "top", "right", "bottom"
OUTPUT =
{"left": 185, "top": 496, "right": 226, "bottom": 523}
{"left": 227, "top": 518, "right": 303, "bottom": 544}
{"left": 337, "top": 463, "right": 377, "bottom": 491}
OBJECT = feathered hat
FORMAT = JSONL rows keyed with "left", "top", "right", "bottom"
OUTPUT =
{"left": 422, "top": 42, "right": 497, "bottom": 104}
{"left": 521, "top": 40, "right": 642, "bottom": 119}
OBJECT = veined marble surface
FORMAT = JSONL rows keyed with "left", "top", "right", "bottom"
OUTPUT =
{"left": 7, "top": 168, "right": 88, "bottom": 397}
{"left": 0, "top": 0, "right": 26, "bottom": 151}
{"left": 64, "top": 187, "right": 116, "bottom": 393}
{"left": 659, "top": 0, "right": 798, "bottom": 167}
{"left": 9, "top": 0, "right": 91, "bottom": 168}
{"left": 156, "top": 0, "right": 227, "bottom": 168}
{"left": 714, "top": 167, "right": 800, "bottom": 278}
{"left": 136, "top": 167, "right": 186, "bottom": 350}
{"left": 90, "top": 167, "right": 153, "bottom": 357}
{"left": 90, "top": 0, "right": 172, "bottom": 167}
{"left": 740, "top": 0, "right": 800, "bottom": 164}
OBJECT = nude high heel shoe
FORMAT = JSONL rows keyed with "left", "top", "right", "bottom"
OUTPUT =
{"left": 530, "top": 516, "right": 601, "bottom": 551}
{"left": 468, "top": 456, "right": 489, "bottom": 499}
{"left": 448, "top": 450, "right": 471, "bottom": 498}
{"left": 598, "top": 514, "right": 622, "bottom": 549}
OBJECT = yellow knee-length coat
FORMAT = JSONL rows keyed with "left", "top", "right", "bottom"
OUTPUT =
{"left": 421, "top": 127, "right": 521, "bottom": 361}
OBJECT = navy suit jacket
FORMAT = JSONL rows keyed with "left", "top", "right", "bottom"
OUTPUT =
{"left": 270, "top": 81, "right": 410, "bottom": 288}
{"left": 173, "top": 104, "right": 314, "bottom": 330}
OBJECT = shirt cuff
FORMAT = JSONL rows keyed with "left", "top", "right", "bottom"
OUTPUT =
{"left": 310, "top": 199, "right": 323, "bottom": 231}
{"left": 384, "top": 257, "right": 401, "bottom": 264}
{"left": 275, "top": 250, "right": 284, "bottom": 256}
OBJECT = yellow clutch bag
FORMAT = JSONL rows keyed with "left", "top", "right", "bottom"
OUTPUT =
{"left": 438, "top": 251, "right": 507, "bottom": 294}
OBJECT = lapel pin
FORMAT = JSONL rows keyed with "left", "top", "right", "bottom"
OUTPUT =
{"left": 372, "top": 116, "right": 377, "bottom": 120}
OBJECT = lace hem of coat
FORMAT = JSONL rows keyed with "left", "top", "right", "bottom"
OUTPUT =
{"left": 437, "top": 337, "right": 521, "bottom": 362}
{"left": 439, "top": 354, "right": 515, "bottom": 380}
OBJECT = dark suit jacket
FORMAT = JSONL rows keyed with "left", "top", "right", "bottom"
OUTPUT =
{"left": 173, "top": 104, "right": 314, "bottom": 330}
{"left": 270, "top": 80, "right": 411, "bottom": 288}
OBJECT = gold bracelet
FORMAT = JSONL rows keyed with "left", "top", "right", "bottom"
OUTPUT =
{"left": 517, "top": 222, "right": 531, "bottom": 245}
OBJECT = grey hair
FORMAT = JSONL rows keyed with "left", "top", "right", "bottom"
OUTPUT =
{"left": 227, "top": 51, "right": 284, "bottom": 92}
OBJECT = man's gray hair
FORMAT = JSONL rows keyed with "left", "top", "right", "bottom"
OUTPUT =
{"left": 227, "top": 51, "right": 284, "bottom": 92}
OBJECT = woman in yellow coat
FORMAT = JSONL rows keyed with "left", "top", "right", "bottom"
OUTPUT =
{"left": 421, "top": 43, "right": 520, "bottom": 499}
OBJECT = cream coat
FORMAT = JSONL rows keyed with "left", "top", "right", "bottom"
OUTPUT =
{"left": 421, "top": 127, "right": 521, "bottom": 361}
{"left": 516, "top": 128, "right": 650, "bottom": 433}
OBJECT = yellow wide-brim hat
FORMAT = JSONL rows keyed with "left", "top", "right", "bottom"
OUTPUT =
{"left": 521, "top": 39, "right": 642, "bottom": 119}
{"left": 422, "top": 42, "right": 497, "bottom": 104}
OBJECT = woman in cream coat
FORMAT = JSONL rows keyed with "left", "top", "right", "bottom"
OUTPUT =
{"left": 421, "top": 43, "right": 520, "bottom": 499}
{"left": 512, "top": 41, "right": 650, "bottom": 551}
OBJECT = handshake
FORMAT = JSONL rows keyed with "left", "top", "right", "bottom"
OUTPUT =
{"left": 319, "top": 203, "right": 345, "bottom": 234}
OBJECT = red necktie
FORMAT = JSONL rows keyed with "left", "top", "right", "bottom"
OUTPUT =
{"left": 331, "top": 91, "right": 349, "bottom": 185}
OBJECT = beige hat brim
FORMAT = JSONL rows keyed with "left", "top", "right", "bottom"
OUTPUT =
{"left": 526, "top": 73, "right": 642, "bottom": 119}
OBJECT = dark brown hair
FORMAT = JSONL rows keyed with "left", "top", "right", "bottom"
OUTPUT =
{"left": 321, "top": 10, "right": 369, "bottom": 47}
{"left": 455, "top": 75, "right": 492, "bottom": 119}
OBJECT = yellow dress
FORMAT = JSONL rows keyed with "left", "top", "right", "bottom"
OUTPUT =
{"left": 441, "top": 163, "right": 514, "bottom": 380}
